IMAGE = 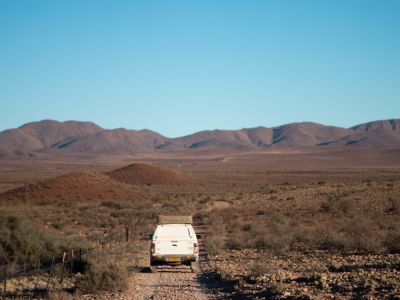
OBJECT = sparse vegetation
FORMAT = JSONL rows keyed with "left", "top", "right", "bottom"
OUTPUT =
{"left": 76, "top": 255, "right": 129, "bottom": 294}
{"left": 388, "top": 197, "right": 400, "bottom": 213}
{"left": 0, "top": 159, "right": 400, "bottom": 298}
{"left": 0, "top": 212, "right": 60, "bottom": 264}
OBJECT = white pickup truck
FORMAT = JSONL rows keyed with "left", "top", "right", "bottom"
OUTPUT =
{"left": 150, "top": 223, "right": 199, "bottom": 273}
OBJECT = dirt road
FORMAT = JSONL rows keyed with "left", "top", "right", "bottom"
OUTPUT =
{"left": 127, "top": 268, "right": 210, "bottom": 300}
{"left": 115, "top": 246, "right": 215, "bottom": 300}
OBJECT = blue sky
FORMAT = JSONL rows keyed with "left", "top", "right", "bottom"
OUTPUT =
{"left": 0, "top": 0, "right": 399, "bottom": 137}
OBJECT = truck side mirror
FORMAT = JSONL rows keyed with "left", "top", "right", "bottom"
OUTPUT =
{"left": 196, "top": 234, "right": 202, "bottom": 239}
{"left": 147, "top": 234, "right": 153, "bottom": 240}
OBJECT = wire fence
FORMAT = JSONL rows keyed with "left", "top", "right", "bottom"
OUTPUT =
{"left": 0, "top": 225, "right": 136, "bottom": 298}
{"left": 0, "top": 222, "right": 209, "bottom": 297}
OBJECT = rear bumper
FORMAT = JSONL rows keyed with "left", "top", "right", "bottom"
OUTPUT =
{"left": 151, "top": 255, "right": 197, "bottom": 265}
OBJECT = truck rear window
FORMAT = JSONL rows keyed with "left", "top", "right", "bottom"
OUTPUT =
{"left": 155, "top": 225, "right": 192, "bottom": 239}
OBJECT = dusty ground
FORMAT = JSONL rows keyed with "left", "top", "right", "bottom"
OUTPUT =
{"left": 203, "top": 250, "right": 400, "bottom": 299}
{"left": 128, "top": 268, "right": 208, "bottom": 300}
{"left": 128, "top": 243, "right": 211, "bottom": 300}
{"left": 0, "top": 150, "right": 400, "bottom": 299}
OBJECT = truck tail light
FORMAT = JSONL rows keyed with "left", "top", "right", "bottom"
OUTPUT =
{"left": 151, "top": 242, "right": 155, "bottom": 255}
{"left": 193, "top": 242, "right": 199, "bottom": 254}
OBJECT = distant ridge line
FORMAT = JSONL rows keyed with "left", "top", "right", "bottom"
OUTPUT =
{"left": 0, "top": 118, "right": 399, "bottom": 157}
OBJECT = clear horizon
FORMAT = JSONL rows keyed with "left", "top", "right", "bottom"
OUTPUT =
{"left": 1, "top": 1, "right": 399, "bottom": 137}
{"left": 4, "top": 117, "right": 399, "bottom": 139}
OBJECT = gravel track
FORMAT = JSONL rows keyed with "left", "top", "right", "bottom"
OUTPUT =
{"left": 126, "top": 268, "right": 210, "bottom": 300}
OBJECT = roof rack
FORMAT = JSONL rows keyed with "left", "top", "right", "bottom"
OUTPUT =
{"left": 157, "top": 215, "right": 192, "bottom": 224}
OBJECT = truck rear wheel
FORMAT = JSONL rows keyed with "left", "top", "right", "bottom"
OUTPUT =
{"left": 190, "top": 260, "right": 199, "bottom": 273}
{"left": 150, "top": 261, "right": 158, "bottom": 273}
{"left": 150, "top": 265, "right": 158, "bottom": 273}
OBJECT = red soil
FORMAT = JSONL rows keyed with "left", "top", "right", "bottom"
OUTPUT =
{"left": 105, "top": 163, "right": 188, "bottom": 185}
{"left": 0, "top": 171, "right": 145, "bottom": 205}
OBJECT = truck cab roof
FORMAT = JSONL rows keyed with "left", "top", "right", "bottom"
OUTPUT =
{"left": 153, "top": 224, "right": 196, "bottom": 240}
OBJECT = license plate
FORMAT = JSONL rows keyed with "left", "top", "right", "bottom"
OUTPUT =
{"left": 167, "top": 257, "right": 181, "bottom": 262}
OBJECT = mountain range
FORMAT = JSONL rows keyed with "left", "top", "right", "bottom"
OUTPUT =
{"left": 0, "top": 119, "right": 399, "bottom": 157}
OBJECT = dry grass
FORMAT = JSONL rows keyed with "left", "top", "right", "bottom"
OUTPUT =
{"left": 1, "top": 160, "right": 400, "bottom": 298}
{"left": 0, "top": 212, "right": 61, "bottom": 264}
{"left": 76, "top": 254, "right": 129, "bottom": 294}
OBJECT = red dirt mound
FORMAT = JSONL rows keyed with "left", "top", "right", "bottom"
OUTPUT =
{"left": 105, "top": 163, "right": 189, "bottom": 185}
{"left": 0, "top": 172, "right": 145, "bottom": 205}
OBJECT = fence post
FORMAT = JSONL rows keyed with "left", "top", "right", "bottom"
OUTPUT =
{"left": 60, "top": 252, "right": 66, "bottom": 283}
{"left": 3, "top": 264, "right": 7, "bottom": 295}
{"left": 71, "top": 249, "right": 74, "bottom": 274}
{"left": 125, "top": 224, "right": 129, "bottom": 242}
{"left": 46, "top": 257, "right": 55, "bottom": 290}
{"left": 34, "top": 259, "right": 40, "bottom": 291}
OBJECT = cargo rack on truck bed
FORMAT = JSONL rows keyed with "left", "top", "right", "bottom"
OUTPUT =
{"left": 157, "top": 215, "right": 192, "bottom": 225}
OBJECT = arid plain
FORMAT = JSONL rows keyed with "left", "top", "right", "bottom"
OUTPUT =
{"left": 0, "top": 145, "right": 399, "bottom": 299}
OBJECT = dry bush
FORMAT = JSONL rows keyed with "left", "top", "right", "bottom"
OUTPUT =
{"left": 205, "top": 216, "right": 225, "bottom": 255}
{"left": 252, "top": 224, "right": 293, "bottom": 254}
{"left": 48, "top": 291, "right": 77, "bottom": 300}
{"left": 318, "top": 227, "right": 348, "bottom": 251}
{"left": 0, "top": 212, "right": 60, "bottom": 264}
{"left": 320, "top": 196, "right": 354, "bottom": 214}
{"left": 205, "top": 234, "right": 224, "bottom": 255}
{"left": 348, "top": 218, "right": 383, "bottom": 253}
{"left": 250, "top": 261, "right": 269, "bottom": 278}
{"left": 224, "top": 210, "right": 293, "bottom": 254}
{"left": 225, "top": 234, "right": 244, "bottom": 250}
{"left": 309, "top": 217, "right": 384, "bottom": 254}
{"left": 216, "top": 267, "right": 235, "bottom": 282}
{"left": 193, "top": 210, "right": 207, "bottom": 225}
{"left": 76, "top": 255, "right": 129, "bottom": 294}
{"left": 385, "top": 229, "right": 400, "bottom": 253}
{"left": 387, "top": 198, "right": 400, "bottom": 213}
{"left": 100, "top": 200, "right": 125, "bottom": 210}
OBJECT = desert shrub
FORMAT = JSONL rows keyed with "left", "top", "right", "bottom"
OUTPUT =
{"left": 253, "top": 212, "right": 293, "bottom": 253}
{"left": 316, "top": 217, "right": 384, "bottom": 254}
{"left": 250, "top": 262, "right": 269, "bottom": 278}
{"left": 387, "top": 198, "right": 400, "bottom": 213}
{"left": 242, "top": 223, "right": 252, "bottom": 231}
{"left": 0, "top": 212, "right": 59, "bottom": 264}
{"left": 216, "top": 267, "right": 235, "bottom": 281}
{"left": 100, "top": 200, "right": 124, "bottom": 210}
{"left": 76, "top": 255, "right": 129, "bottom": 293}
{"left": 320, "top": 196, "right": 337, "bottom": 212}
{"left": 336, "top": 198, "right": 354, "bottom": 214}
{"left": 225, "top": 231, "right": 247, "bottom": 250}
{"left": 346, "top": 218, "right": 383, "bottom": 253}
{"left": 385, "top": 229, "right": 400, "bottom": 253}
{"left": 320, "top": 196, "right": 354, "bottom": 214}
{"left": 193, "top": 211, "right": 207, "bottom": 225}
{"left": 48, "top": 291, "right": 76, "bottom": 300}
{"left": 205, "top": 233, "right": 224, "bottom": 255}
{"left": 319, "top": 228, "right": 348, "bottom": 251}
{"left": 224, "top": 211, "right": 293, "bottom": 253}
{"left": 257, "top": 226, "right": 292, "bottom": 254}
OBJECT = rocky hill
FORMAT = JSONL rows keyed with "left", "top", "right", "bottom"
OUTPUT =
{"left": 0, "top": 119, "right": 399, "bottom": 157}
